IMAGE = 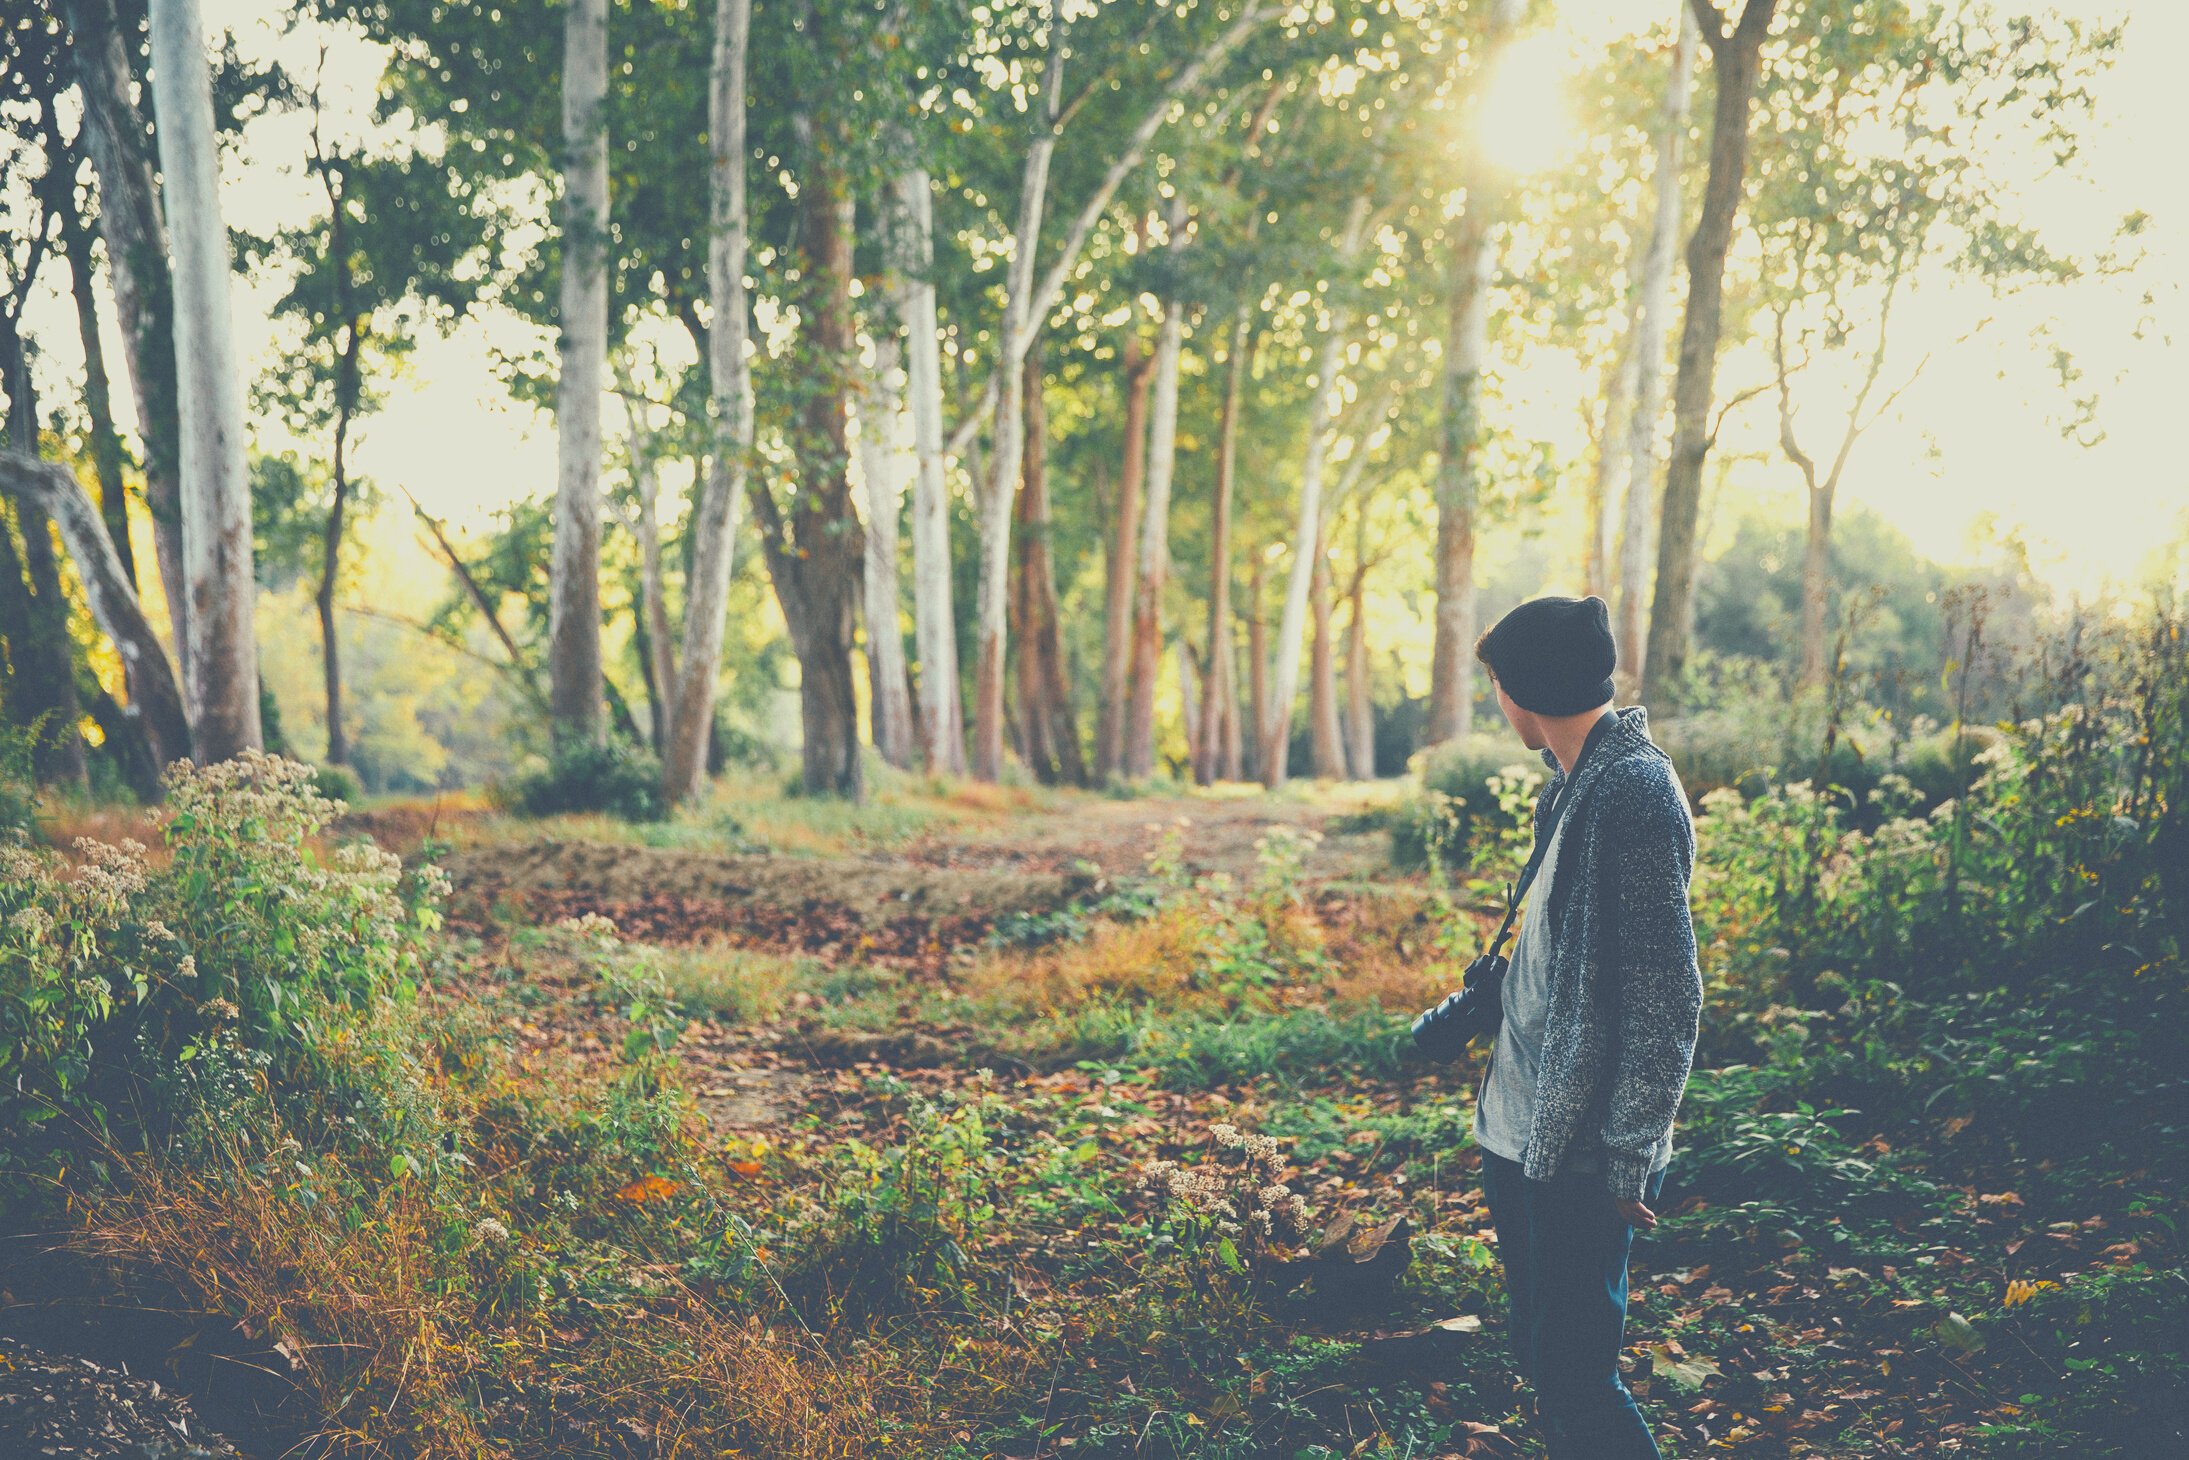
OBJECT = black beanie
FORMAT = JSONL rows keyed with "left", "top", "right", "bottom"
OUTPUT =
{"left": 1476, "top": 594, "right": 1617, "bottom": 716}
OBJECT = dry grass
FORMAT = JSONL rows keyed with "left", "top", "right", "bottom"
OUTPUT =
{"left": 649, "top": 940, "right": 812, "bottom": 1025}
{"left": 38, "top": 801, "right": 168, "bottom": 865}
{"left": 77, "top": 1136, "right": 926, "bottom": 1459}
{"left": 959, "top": 903, "right": 1226, "bottom": 1018}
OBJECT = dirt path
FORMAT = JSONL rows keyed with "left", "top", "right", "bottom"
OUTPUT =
{"left": 900, "top": 784, "right": 1394, "bottom": 881}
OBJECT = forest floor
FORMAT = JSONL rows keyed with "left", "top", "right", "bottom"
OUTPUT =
{"left": 388, "top": 779, "right": 2171, "bottom": 1457}
{"left": 7, "top": 774, "right": 2176, "bottom": 1457}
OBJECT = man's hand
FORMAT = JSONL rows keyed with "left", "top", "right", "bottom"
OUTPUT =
{"left": 1614, "top": 1195, "right": 1656, "bottom": 1230}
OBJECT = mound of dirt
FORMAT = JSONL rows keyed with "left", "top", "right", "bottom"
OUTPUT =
{"left": 445, "top": 838, "right": 1096, "bottom": 963}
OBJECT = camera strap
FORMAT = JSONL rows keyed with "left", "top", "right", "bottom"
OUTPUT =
{"left": 1481, "top": 710, "right": 1616, "bottom": 963}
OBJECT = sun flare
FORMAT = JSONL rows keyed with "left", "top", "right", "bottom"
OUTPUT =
{"left": 1475, "top": 29, "right": 1581, "bottom": 175}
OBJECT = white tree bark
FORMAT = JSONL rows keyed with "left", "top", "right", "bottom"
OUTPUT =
{"left": 3, "top": 451, "right": 191, "bottom": 767}
{"left": 969, "top": 1, "right": 1267, "bottom": 780}
{"left": 858, "top": 335, "right": 916, "bottom": 768}
{"left": 1425, "top": 0, "right": 1525, "bottom": 747}
{"left": 1123, "top": 196, "right": 1190, "bottom": 779}
{"left": 1261, "top": 195, "right": 1371, "bottom": 786}
{"left": 66, "top": 0, "right": 189, "bottom": 682}
{"left": 1614, "top": 3, "right": 1698, "bottom": 697}
{"left": 969, "top": 43, "right": 1066, "bottom": 782}
{"left": 548, "top": 0, "right": 610, "bottom": 749}
{"left": 612, "top": 364, "right": 674, "bottom": 749}
{"left": 148, "top": 0, "right": 260, "bottom": 760}
{"left": 888, "top": 166, "right": 965, "bottom": 773}
{"left": 663, "top": 0, "right": 753, "bottom": 802}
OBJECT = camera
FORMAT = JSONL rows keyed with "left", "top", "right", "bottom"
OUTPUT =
{"left": 1410, "top": 952, "right": 1508, "bottom": 1063}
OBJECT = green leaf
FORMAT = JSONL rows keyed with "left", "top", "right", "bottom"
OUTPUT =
{"left": 1933, "top": 1311, "right": 1986, "bottom": 1352}
{"left": 1217, "top": 1236, "right": 1243, "bottom": 1272}
{"left": 1651, "top": 1345, "right": 1723, "bottom": 1391}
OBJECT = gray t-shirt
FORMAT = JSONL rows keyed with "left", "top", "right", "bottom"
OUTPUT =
{"left": 1473, "top": 810, "right": 1673, "bottom": 1176}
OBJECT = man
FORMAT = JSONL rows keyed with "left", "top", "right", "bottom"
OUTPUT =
{"left": 1468, "top": 594, "right": 1702, "bottom": 1460}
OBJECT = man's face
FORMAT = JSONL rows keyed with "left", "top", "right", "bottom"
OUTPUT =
{"left": 1493, "top": 675, "right": 1545, "bottom": 751}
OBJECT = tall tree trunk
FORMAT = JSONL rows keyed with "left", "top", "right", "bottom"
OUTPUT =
{"left": 1643, "top": 0, "right": 1781, "bottom": 704}
{"left": 1798, "top": 479, "right": 1833, "bottom": 686}
{"left": 1616, "top": 2, "right": 1699, "bottom": 699}
{"left": 318, "top": 328, "right": 360, "bottom": 765}
{"left": 1176, "top": 639, "right": 1201, "bottom": 774}
{"left": 971, "top": 44, "right": 1065, "bottom": 783}
{"left": 1009, "top": 360, "right": 1053, "bottom": 781}
{"left": 2, "top": 340, "right": 90, "bottom": 789}
{"left": 1097, "top": 322, "right": 1152, "bottom": 780}
{"left": 64, "top": 0, "right": 185, "bottom": 676}
{"left": 1424, "top": 0, "right": 1525, "bottom": 748}
{"left": 752, "top": 144, "right": 863, "bottom": 800}
{"left": 664, "top": 0, "right": 752, "bottom": 803}
{"left": 1261, "top": 198, "right": 1370, "bottom": 786}
{"left": 57, "top": 191, "right": 136, "bottom": 591}
{"left": 1245, "top": 551, "right": 1268, "bottom": 783}
{"left": 1344, "top": 516, "right": 1374, "bottom": 780}
{"left": 547, "top": 0, "right": 610, "bottom": 750}
{"left": 1776, "top": 276, "right": 1913, "bottom": 690}
{"left": 149, "top": 0, "right": 261, "bottom": 761}
{"left": 1587, "top": 329, "right": 1639, "bottom": 601}
{"left": 613, "top": 364, "right": 675, "bottom": 751}
{"left": 1029, "top": 349, "right": 1085, "bottom": 785}
{"left": 1195, "top": 312, "right": 1249, "bottom": 785}
{"left": 885, "top": 167, "right": 963, "bottom": 774}
{"left": 859, "top": 335, "right": 916, "bottom": 769}
{"left": 972, "top": 3, "right": 1267, "bottom": 781}
{"left": 1125, "top": 208, "right": 1188, "bottom": 780}
{"left": 315, "top": 156, "right": 364, "bottom": 768}
{"left": 1308, "top": 526, "right": 1346, "bottom": 779}
{"left": 1005, "top": 347, "right": 1082, "bottom": 786}
{"left": 2, "top": 454, "right": 189, "bottom": 767}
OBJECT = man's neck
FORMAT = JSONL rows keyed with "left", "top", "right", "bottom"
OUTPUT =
{"left": 1545, "top": 704, "right": 1616, "bottom": 776}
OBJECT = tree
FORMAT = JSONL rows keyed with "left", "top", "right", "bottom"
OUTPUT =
{"left": 1096, "top": 241, "right": 1153, "bottom": 782}
{"left": 1745, "top": 2, "right": 2113, "bottom": 688}
{"left": 965, "top": 0, "right": 1267, "bottom": 782}
{"left": 250, "top": 75, "right": 483, "bottom": 767}
{"left": 1009, "top": 343, "right": 1083, "bottom": 785}
{"left": 859, "top": 335, "right": 916, "bottom": 770}
{"left": 1, "top": 452, "right": 190, "bottom": 769}
{"left": 1423, "top": 0, "right": 1524, "bottom": 747}
{"left": 1641, "top": 0, "right": 1782, "bottom": 703}
{"left": 44, "top": 113, "right": 136, "bottom": 595}
{"left": 1613, "top": 4, "right": 1698, "bottom": 697}
{"left": 1193, "top": 312, "right": 1251, "bottom": 785}
{"left": 748, "top": 96, "right": 865, "bottom": 801}
{"left": 885, "top": 163, "right": 965, "bottom": 773}
{"left": 661, "top": 0, "right": 752, "bottom": 804}
{"left": 1123, "top": 195, "right": 1191, "bottom": 781}
{"left": 546, "top": 0, "right": 610, "bottom": 749}
{"left": 1260, "top": 193, "right": 1371, "bottom": 786}
{"left": 149, "top": 0, "right": 262, "bottom": 760}
{"left": 62, "top": 0, "right": 188, "bottom": 677}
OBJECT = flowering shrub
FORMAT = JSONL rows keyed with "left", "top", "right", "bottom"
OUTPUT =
{"left": 0, "top": 753, "right": 444, "bottom": 1207}
{"left": 1137, "top": 1122, "right": 1314, "bottom": 1292}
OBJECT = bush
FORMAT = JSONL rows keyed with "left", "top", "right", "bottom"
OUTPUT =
{"left": 504, "top": 737, "right": 667, "bottom": 822}
{"left": 782, "top": 1092, "right": 1003, "bottom": 1324}
{"left": 0, "top": 753, "right": 442, "bottom": 1210}
{"left": 310, "top": 761, "right": 364, "bottom": 805}
{"left": 0, "top": 721, "right": 37, "bottom": 840}
{"left": 1895, "top": 724, "right": 2006, "bottom": 806}
{"left": 1388, "top": 733, "right": 1539, "bottom": 869}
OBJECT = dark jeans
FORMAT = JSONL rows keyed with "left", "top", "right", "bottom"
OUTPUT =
{"left": 1480, "top": 1150, "right": 1666, "bottom": 1460}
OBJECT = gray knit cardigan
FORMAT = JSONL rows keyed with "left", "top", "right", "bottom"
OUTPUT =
{"left": 1511, "top": 704, "right": 1703, "bottom": 1201}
